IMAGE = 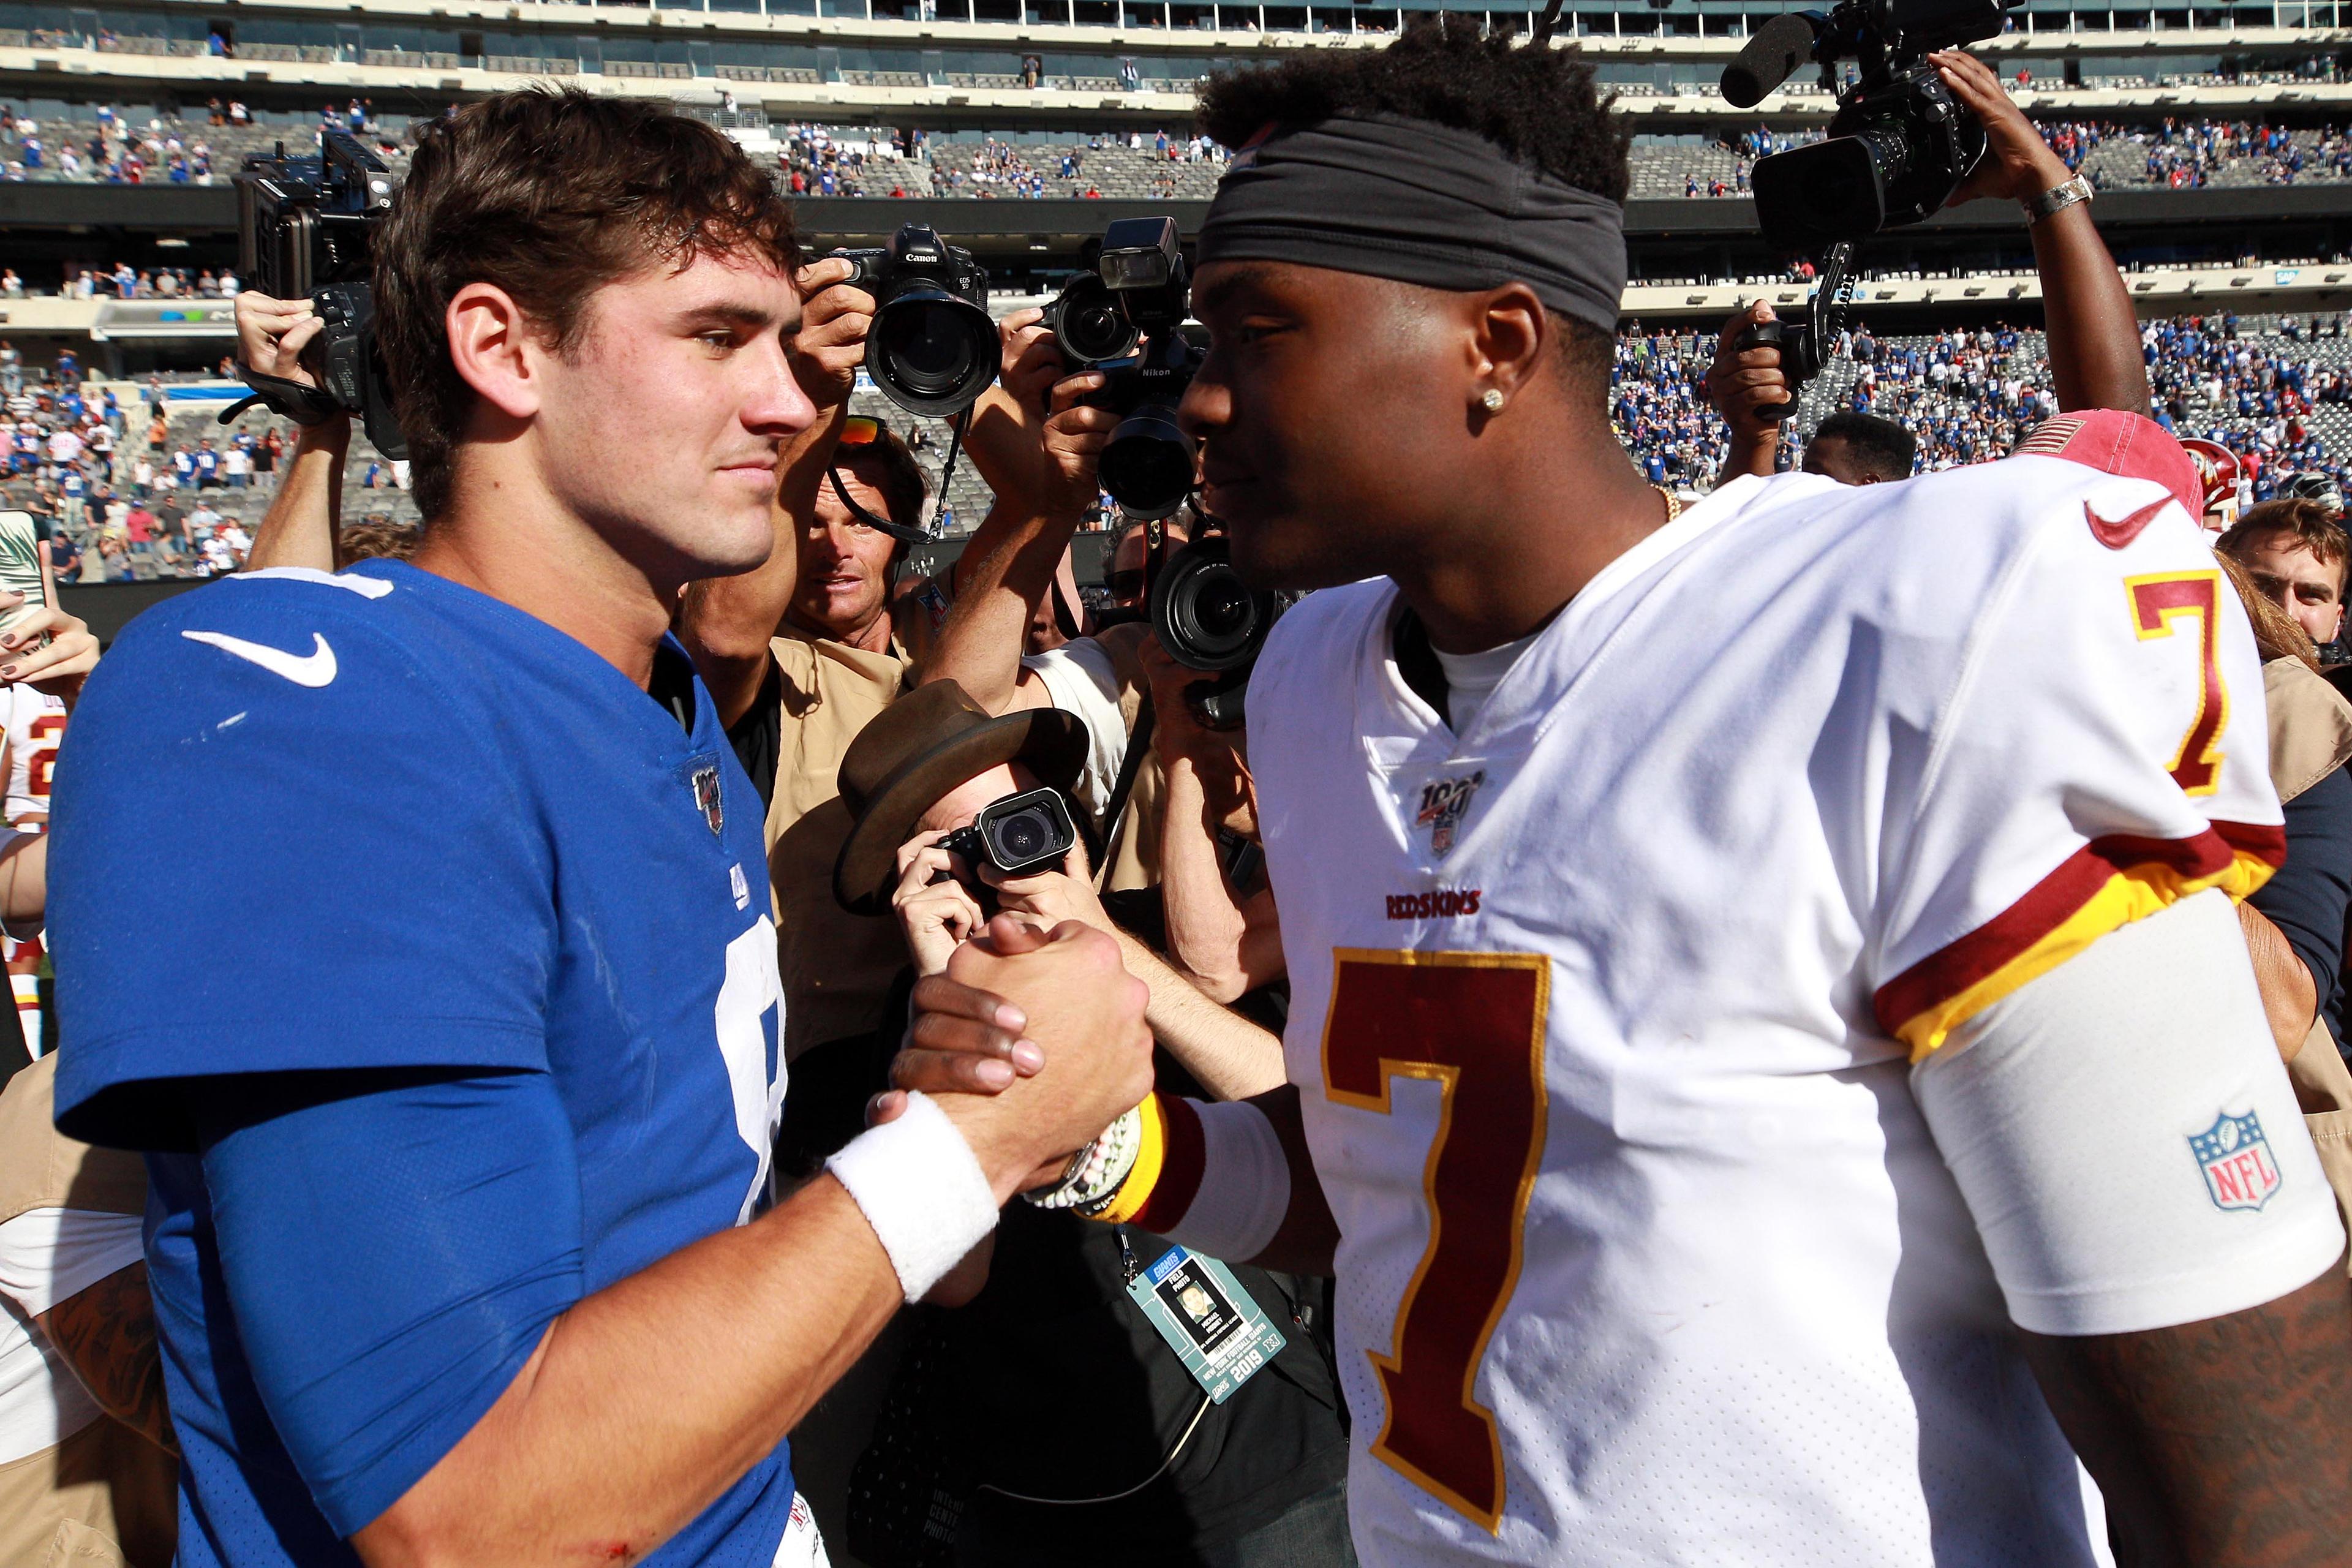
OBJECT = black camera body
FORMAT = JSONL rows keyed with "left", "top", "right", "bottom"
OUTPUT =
{"left": 830, "top": 224, "right": 996, "bottom": 417}
{"left": 1055, "top": 217, "right": 1202, "bottom": 520}
{"left": 1728, "top": 242, "right": 1858, "bottom": 423}
{"left": 1728, "top": 0, "right": 2021, "bottom": 255}
{"left": 941, "top": 786, "right": 1079, "bottom": 879}
{"left": 1148, "top": 535, "right": 1291, "bottom": 730}
{"left": 234, "top": 132, "right": 407, "bottom": 458}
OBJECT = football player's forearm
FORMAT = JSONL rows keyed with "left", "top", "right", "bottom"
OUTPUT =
{"left": 244, "top": 417, "right": 344, "bottom": 573}
{"left": 916, "top": 500, "right": 1079, "bottom": 712}
{"left": 1112, "top": 926, "right": 1286, "bottom": 1101}
{"left": 2020, "top": 1264, "right": 2352, "bottom": 1567}
{"left": 2032, "top": 200, "right": 2150, "bottom": 418}
{"left": 38, "top": 1262, "right": 175, "bottom": 1455}
{"left": 354, "top": 1174, "right": 903, "bottom": 1568}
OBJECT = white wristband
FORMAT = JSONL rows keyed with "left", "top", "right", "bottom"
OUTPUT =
{"left": 825, "top": 1091, "right": 1001, "bottom": 1302}
{"left": 1167, "top": 1099, "right": 1291, "bottom": 1263}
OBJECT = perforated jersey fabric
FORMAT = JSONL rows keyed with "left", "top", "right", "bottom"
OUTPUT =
{"left": 51, "top": 562, "right": 791, "bottom": 1566}
{"left": 1247, "top": 442, "right": 2333, "bottom": 1566}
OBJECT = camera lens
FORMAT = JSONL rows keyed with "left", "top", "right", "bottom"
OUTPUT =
{"left": 993, "top": 808, "right": 1051, "bottom": 864}
{"left": 1150, "top": 535, "right": 1280, "bottom": 674}
{"left": 868, "top": 287, "right": 998, "bottom": 416}
{"left": 1099, "top": 407, "right": 1196, "bottom": 520}
{"left": 1052, "top": 274, "right": 1137, "bottom": 364}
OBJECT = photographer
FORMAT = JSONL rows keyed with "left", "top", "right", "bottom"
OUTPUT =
{"left": 230, "top": 289, "right": 352, "bottom": 571}
{"left": 836, "top": 681, "right": 1350, "bottom": 1568}
{"left": 48, "top": 91, "right": 1151, "bottom": 1568}
{"left": 1708, "top": 50, "right": 2148, "bottom": 484}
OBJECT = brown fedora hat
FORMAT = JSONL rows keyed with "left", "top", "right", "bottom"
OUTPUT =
{"left": 832, "top": 679, "right": 1090, "bottom": 916}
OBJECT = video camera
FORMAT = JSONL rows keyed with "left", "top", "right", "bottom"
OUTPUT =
{"left": 1724, "top": 0, "right": 2023, "bottom": 257}
{"left": 829, "top": 224, "right": 996, "bottom": 417}
{"left": 232, "top": 131, "right": 407, "bottom": 457}
{"left": 1047, "top": 217, "right": 1203, "bottom": 520}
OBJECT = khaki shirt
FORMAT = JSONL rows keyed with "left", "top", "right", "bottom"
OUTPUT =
{"left": 0, "top": 1055, "right": 175, "bottom": 1568}
{"left": 763, "top": 632, "right": 915, "bottom": 1060}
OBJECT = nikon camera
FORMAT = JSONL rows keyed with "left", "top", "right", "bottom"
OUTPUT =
{"left": 1722, "top": 0, "right": 2024, "bottom": 256}
{"left": 233, "top": 131, "right": 406, "bottom": 457}
{"left": 1046, "top": 216, "right": 1204, "bottom": 520}
{"left": 829, "top": 224, "right": 997, "bottom": 417}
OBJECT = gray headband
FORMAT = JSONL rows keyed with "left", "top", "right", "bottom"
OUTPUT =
{"left": 1196, "top": 114, "right": 1626, "bottom": 336}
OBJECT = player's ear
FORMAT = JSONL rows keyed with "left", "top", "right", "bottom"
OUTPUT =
{"left": 1464, "top": 282, "right": 1546, "bottom": 413}
{"left": 445, "top": 281, "right": 542, "bottom": 423}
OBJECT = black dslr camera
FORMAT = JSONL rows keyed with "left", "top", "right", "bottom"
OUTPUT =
{"left": 829, "top": 224, "right": 996, "bottom": 417}
{"left": 941, "top": 786, "right": 1079, "bottom": 879}
{"left": 1049, "top": 217, "right": 1203, "bottom": 520}
{"left": 1148, "top": 534, "right": 1291, "bottom": 730}
{"left": 233, "top": 131, "right": 406, "bottom": 457}
{"left": 1724, "top": 0, "right": 2022, "bottom": 257}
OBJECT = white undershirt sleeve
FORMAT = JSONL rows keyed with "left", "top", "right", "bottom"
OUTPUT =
{"left": 1021, "top": 638, "right": 1129, "bottom": 816}
{"left": 0, "top": 1207, "right": 146, "bottom": 1318}
{"left": 1913, "top": 889, "right": 2344, "bottom": 1337}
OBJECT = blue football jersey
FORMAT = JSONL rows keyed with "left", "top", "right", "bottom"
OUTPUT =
{"left": 51, "top": 561, "right": 790, "bottom": 1565}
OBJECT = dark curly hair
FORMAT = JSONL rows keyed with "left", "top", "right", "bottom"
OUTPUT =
{"left": 1196, "top": 20, "right": 1629, "bottom": 396}
{"left": 374, "top": 89, "right": 801, "bottom": 521}
{"left": 1196, "top": 18, "right": 1631, "bottom": 205}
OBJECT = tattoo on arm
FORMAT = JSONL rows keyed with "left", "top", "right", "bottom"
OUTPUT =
{"left": 38, "top": 1261, "right": 177, "bottom": 1457}
{"left": 2022, "top": 1261, "right": 2352, "bottom": 1567}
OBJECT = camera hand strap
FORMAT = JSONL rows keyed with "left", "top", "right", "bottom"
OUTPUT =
{"left": 219, "top": 361, "right": 344, "bottom": 429}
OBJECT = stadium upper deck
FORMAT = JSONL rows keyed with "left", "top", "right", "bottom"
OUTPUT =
{"left": 1, "top": 0, "right": 2350, "bottom": 132}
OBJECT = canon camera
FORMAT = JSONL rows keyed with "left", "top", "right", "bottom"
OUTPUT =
{"left": 830, "top": 224, "right": 997, "bottom": 417}
{"left": 232, "top": 131, "right": 406, "bottom": 457}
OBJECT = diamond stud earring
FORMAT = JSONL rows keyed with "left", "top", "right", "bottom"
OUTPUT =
{"left": 1480, "top": 388, "right": 1506, "bottom": 413}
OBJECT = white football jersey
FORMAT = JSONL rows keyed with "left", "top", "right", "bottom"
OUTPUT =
{"left": 1248, "top": 451, "right": 2335, "bottom": 1566}
{"left": 0, "top": 684, "right": 64, "bottom": 826}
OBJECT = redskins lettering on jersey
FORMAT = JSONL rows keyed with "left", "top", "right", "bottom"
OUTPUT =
{"left": 1242, "top": 423, "right": 2308, "bottom": 1567}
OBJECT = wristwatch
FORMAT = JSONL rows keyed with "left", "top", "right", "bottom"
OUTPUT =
{"left": 2021, "top": 173, "right": 2094, "bottom": 225}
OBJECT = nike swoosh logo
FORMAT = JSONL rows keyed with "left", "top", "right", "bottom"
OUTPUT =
{"left": 180, "top": 630, "right": 337, "bottom": 688}
{"left": 2085, "top": 495, "right": 2171, "bottom": 551}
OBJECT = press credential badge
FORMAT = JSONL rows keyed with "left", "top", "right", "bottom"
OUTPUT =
{"left": 1126, "top": 1245, "right": 1287, "bottom": 1404}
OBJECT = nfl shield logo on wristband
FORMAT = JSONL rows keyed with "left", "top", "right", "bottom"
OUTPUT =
{"left": 2189, "top": 1110, "right": 2283, "bottom": 1212}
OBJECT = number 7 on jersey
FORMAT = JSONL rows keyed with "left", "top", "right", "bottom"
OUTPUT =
{"left": 1321, "top": 949, "right": 1550, "bottom": 1532}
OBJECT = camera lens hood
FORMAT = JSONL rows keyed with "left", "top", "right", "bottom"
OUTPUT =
{"left": 1100, "top": 407, "right": 1196, "bottom": 521}
{"left": 1149, "top": 535, "right": 1279, "bottom": 674}
{"left": 1052, "top": 274, "right": 1139, "bottom": 366}
{"left": 867, "top": 287, "right": 999, "bottom": 417}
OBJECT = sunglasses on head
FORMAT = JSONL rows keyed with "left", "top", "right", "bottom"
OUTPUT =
{"left": 826, "top": 415, "right": 944, "bottom": 545}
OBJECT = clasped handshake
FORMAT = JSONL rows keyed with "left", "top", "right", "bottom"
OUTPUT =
{"left": 883, "top": 912, "right": 1155, "bottom": 1203}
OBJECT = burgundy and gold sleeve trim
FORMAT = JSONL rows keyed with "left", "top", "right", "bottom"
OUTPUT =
{"left": 1875, "top": 821, "right": 2284, "bottom": 1061}
{"left": 1095, "top": 1092, "right": 1208, "bottom": 1229}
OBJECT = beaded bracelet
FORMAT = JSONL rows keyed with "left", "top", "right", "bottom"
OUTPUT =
{"left": 1023, "top": 1102, "right": 1145, "bottom": 1213}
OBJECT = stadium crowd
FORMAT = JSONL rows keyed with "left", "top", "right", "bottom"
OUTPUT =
{"left": 2, "top": 32, "right": 2352, "bottom": 1568}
